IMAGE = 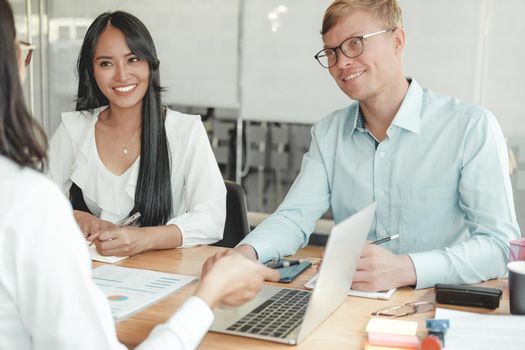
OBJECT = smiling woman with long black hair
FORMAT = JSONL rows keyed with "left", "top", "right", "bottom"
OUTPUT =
{"left": 48, "top": 11, "right": 226, "bottom": 256}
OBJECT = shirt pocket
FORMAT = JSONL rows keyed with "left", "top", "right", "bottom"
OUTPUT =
{"left": 400, "top": 185, "right": 459, "bottom": 250}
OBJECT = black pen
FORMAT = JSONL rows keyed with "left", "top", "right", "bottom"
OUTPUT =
{"left": 371, "top": 234, "right": 399, "bottom": 245}
{"left": 266, "top": 259, "right": 301, "bottom": 269}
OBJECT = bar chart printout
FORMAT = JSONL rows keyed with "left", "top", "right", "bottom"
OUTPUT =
{"left": 92, "top": 265, "right": 197, "bottom": 320}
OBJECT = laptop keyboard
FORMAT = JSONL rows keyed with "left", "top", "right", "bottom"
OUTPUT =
{"left": 226, "top": 289, "right": 311, "bottom": 339}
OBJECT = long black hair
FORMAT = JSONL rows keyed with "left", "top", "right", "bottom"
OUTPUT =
{"left": 0, "top": 0, "right": 47, "bottom": 170}
{"left": 76, "top": 11, "right": 172, "bottom": 227}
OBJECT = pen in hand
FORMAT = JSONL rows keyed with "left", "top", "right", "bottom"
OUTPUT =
{"left": 88, "top": 212, "right": 141, "bottom": 246}
{"left": 117, "top": 212, "right": 141, "bottom": 227}
{"left": 371, "top": 234, "right": 399, "bottom": 245}
{"left": 310, "top": 235, "right": 399, "bottom": 272}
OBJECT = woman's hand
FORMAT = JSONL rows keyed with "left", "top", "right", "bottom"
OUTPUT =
{"left": 74, "top": 210, "right": 116, "bottom": 241}
{"left": 196, "top": 252, "right": 280, "bottom": 308}
{"left": 92, "top": 226, "right": 150, "bottom": 256}
{"left": 92, "top": 224, "right": 183, "bottom": 256}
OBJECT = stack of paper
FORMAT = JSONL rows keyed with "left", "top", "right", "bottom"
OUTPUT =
{"left": 364, "top": 318, "right": 420, "bottom": 349}
{"left": 92, "top": 265, "right": 196, "bottom": 320}
{"left": 304, "top": 273, "right": 396, "bottom": 299}
{"left": 434, "top": 308, "right": 525, "bottom": 349}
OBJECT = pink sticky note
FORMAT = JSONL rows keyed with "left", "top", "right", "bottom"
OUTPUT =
{"left": 364, "top": 342, "right": 417, "bottom": 350}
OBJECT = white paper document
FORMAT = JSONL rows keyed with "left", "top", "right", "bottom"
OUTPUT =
{"left": 304, "top": 273, "right": 396, "bottom": 300}
{"left": 434, "top": 307, "right": 525, "bottom": 349}
{"left": 89, "top": 244, "right": 128, "bottom": 263}
{"left": 92, "top": 265, "right": 197, "bottom": 320}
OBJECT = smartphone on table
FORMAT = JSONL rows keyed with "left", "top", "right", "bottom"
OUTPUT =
{"left": 269, "top": 260, "right": 312, "bottom": 283}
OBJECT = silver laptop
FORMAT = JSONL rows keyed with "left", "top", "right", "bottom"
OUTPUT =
{"left": 210, "top": 203, "right": 376, "bottom": 345}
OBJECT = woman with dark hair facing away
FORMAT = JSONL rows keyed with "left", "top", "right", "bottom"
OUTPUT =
{"left": 48, "top": 11, "right": 226, "bottom": 256}
{"left": 0, "top": 4, "right": 279, "bottom": 348}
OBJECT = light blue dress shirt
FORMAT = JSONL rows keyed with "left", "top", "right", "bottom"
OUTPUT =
{"left": 240, "top": 79, "right": 521, "bottom": 289}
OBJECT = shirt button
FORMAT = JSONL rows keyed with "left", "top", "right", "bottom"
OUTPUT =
{"left": 380, "top": 229, "right": 387, "bottom": 236}
{"left": 379, "top": 190, "right": 385, "bottom": 197}
{"left": 379, "top": 151, "right": 385, "bottom": 158}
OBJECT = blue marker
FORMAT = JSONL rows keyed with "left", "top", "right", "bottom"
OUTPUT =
{"left": 422, "top": 319, "right": 449, "bottom": 349}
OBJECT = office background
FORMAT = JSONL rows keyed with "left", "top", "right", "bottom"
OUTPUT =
{"left": 10, "top": 0, "right": 525, "bottom": 232}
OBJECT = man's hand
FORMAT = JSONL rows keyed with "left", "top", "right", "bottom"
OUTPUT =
{"left": 351, "top": 243, "right": 417, "bottom": 291}
{"left": 74, "top": 210, "right": 116, "bottom": 241}
{"left": 195, "top": 253, "right": 280, "bottom": 308}
{"left": 201, "top": 244, "right": 258, "bottom": 277}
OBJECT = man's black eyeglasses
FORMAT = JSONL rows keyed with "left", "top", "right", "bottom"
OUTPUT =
{"left": 314, "top": 28, "right": 396, "bottom": 68}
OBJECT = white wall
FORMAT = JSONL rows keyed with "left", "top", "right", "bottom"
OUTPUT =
{"left": 239, "top": 0, "right": 349, "bottom": 124}
{"left": 400, "top": 0, "right": 525, "bottom": 138}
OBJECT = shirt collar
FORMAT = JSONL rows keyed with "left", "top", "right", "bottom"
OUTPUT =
{"left": 390, "top": 78, "right": 422, "bottom": 134}
{"left": 354, "top": 106, "right": 367, "bottom": 132}
{"left": 351, "top": 78, "right": 423, "bottom": 135}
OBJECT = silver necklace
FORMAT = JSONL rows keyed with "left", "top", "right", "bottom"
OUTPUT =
{"left": 122, "top": 129, "right": 140, "bottom": 155}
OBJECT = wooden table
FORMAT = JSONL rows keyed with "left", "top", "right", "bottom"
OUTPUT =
{"left": 95, "top": 246, "right": 510, "bottom": 349}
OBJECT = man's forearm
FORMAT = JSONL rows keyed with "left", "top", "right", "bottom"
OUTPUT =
{"left": 235, "top": 244, "right": 258, "bottom": 260}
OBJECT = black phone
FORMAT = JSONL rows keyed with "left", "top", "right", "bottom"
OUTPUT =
{"left": 434, "top": 283, "right": 502, "bottom": 309}
{"left": 276, "top": 261, "right": 312, "bottom": 283}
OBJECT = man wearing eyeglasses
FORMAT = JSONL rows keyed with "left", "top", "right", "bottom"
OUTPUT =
{"left": 205, "top": 0, "right": 520, "bottom": 291}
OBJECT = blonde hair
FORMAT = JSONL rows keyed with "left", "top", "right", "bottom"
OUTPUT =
{"left": 321, "top": 0, "right": 403, "bottom": 35}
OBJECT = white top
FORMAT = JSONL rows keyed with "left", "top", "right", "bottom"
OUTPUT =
{"left": 0, "top": 156, "right": 214, "bottom": 349}
{"left": 48, "top": 106, "right": 226, "bottom": 247}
